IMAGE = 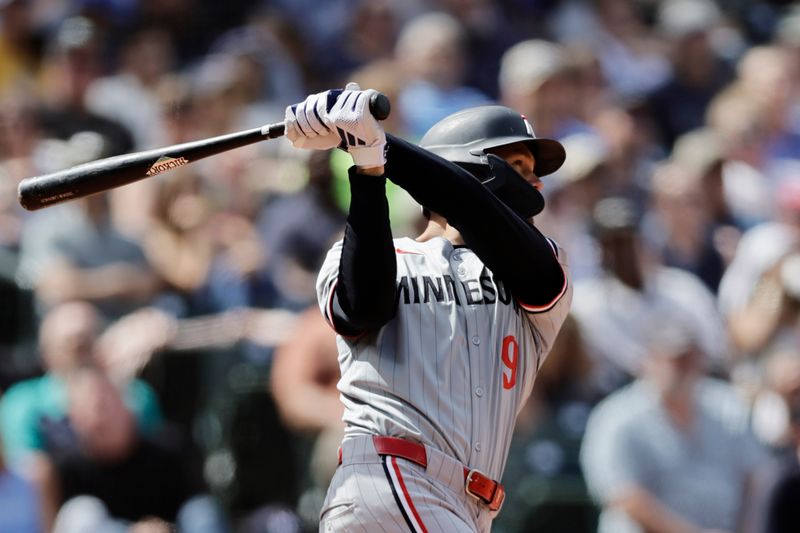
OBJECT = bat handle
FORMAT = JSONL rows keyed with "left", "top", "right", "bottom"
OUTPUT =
{"left": 262, "top": 91, "right": 392, "bottom": 138}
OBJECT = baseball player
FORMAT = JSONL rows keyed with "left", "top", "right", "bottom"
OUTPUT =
{"left": 283, "top": 83, "right": 572, "bottom": 532}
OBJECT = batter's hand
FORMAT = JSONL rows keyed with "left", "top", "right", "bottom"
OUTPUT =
{"left": 284, "top": 90, "right": 340, "bottom": 150}
{"left": 327, "top": 82, "right": 387, "bottom": 168}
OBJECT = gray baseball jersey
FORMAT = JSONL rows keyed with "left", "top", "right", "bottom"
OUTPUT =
{"left": 317, "top": 235, "right": 571, "bottom": 481}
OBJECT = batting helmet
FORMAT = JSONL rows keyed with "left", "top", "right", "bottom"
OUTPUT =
{"left": 419, "top": 105, "right": 565, "bottom": 217}
{"left": 419, "top": 105, "right": 566, "bottom": 177}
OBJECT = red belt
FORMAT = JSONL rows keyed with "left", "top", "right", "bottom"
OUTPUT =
{"left": 338, "top": 436, "right": 505, "bottom": 512}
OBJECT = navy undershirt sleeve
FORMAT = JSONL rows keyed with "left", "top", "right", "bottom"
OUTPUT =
{"left": 383, "top": 134, "right": 565, "bottom": 306}
{"left": 330, "top": 168, "right": 397, "bottom": 335}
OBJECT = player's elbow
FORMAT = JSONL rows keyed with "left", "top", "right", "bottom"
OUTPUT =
{"left": 332, "top": 284, "right": 397, "bottom": 333}
{"left": 515, "top": 262, "right": 567, "bottom": 309}
{"left": 347, "top": 294, "right": 397, "bottom": 331}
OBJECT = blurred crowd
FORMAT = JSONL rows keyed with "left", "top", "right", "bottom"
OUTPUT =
{"left": 2, "top": 0, "right": 800, "bottom": 532}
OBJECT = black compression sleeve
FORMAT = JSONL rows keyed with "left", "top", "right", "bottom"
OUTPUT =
{"left": 331, "top": 168, "right": 397, "bottom": 334}
{"left": 384, "top": 134, "right": 565, "bottom": 306}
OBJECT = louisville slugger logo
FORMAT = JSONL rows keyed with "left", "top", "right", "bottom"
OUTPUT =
{"left": 145, "top": 156, "right": 189, "bottom": 176}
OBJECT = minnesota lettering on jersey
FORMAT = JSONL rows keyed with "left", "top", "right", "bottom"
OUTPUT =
{"left": 396, "top": 273, "right": 520, "bottom": 310}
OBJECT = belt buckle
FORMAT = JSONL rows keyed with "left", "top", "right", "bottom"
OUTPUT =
{"left": 465, "top": 469, "right": 505, "bottom": 512}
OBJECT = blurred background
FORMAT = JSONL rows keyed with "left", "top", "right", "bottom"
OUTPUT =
{"left": 2, "top": 0, "right": 800, "bottom": 532}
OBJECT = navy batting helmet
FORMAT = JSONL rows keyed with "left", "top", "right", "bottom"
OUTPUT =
{"left": 419, "top": 105, "right": 566, "bottom": 177}
{"left": 419, "top": 106, "right": 565, "bottom": 217}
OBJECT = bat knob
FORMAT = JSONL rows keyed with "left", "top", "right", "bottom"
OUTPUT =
{"left": 368, "top": 92, "right": 391, "bottom": 121}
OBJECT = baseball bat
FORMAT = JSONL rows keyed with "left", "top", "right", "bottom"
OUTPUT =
{"left": 18, "top": 92, "right": 391, "bottom": 211}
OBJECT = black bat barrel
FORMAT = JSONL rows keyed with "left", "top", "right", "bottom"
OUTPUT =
{"left": 18, "top": 92, "right": 391, "bottom": 211}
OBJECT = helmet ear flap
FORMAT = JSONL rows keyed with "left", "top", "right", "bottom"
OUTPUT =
{"left": 484, "top": 154, "right": 545, "bottom": 218}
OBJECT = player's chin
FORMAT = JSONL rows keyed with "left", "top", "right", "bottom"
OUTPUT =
{"left": 526, "top": 178, "right": 543, "bottom": 191}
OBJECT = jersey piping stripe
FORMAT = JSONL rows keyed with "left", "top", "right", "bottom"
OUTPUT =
{"left": 517, "top": 275, "right": 568, "bottom": 313}
{"left": 545, "top": 237, "right": 559, "bottom": 258}
{"left": 382, "top": 456, "right": 428, "bottom": 533}
{"left": 517, "top": 240, "right": 569, "bottom": 313}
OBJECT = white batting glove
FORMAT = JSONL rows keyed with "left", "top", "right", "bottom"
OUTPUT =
{"left": 284, "top": 90, "right": 340, "bottom": 150}
{"left": 327, "top": 82, "right": 387, "bottom": 167}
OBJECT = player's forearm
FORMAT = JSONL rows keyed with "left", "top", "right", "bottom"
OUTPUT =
{"left": 333, "top": 168, "right": 397, "bottom": 333}
{"left": 385, "top": 135, "right": 565, "bottom": 304}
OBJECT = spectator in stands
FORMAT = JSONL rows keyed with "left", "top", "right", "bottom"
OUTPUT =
{"left": 705, "top": 85, "right": 773, "bottom": 226}
{"left": 670, "top": 127, "right": 745, "bottom": 266}
{"left": 720, "top": 178, "right": 800, "bottom": 359}
{"left": 85, "top": 25, "right": 175, "bottom": 151}
{"left": 0, "top": 301, "right": 164, "bottom": 530}
{"left": 0, "top": 93, "right": 41, "bottom": 370}
{"left": 0, "top": 301, "right": 163, "bottom": 465}
{"left": 644, "top": 161, "right": 727, "bottom": 293}
{"left": 36, "top": 16, "right": 134, "bottom": 159}
{"left": 734, "top": 46, "right": 800, "bottom": 173}
{"left": 255, "top": 151, "right": 345, "bottom": 310}
{"left": 580, "top": 314, "right": 765, "bottom": 533}
{"left": 568, "top": 0, "right": 671, "bottom": 102}
{"left": 0, "top": 433, "right": 42, "bottom": 533}
{"left": 394, "top": 11, "right": 490, "bottom": 139}
{"left": 646, "top": 0, "right": 733, "bottom": 149}
{"left": 141, "top": 170, "right": 240, "bottom": 317}
{"left": 207, "top": 11, "right": 305, "bottom": 116}
{"left": 0, "top": 92, "right": 40, "bottom": 242}
{"left": 311, "top": 0, "right": 399, "bottom": 88}
{"left": 0, "top": 0, "right": 41, "bottom": 96}
{"left": 436, "top": 0, "right": 522, "bottom": 99}
{"left": 726, "top": 250, "right": 800, "bottom": 361}
{"left": 570, "top": 196, "right": 729, "bottom": 392}
{"left": 42, "top": 365, "right": 224, "bottom": 532}
{"left": 589, "top": 102, "right": 664, "bottom": 210}
{"left": 746, "top": 350, "right": 800, "bottom": 533}
{"left": 499, "top": 39, "right": 594, "bottom": 140}
{"left": 17, "top": 191, "right": 161, "bottom": 322}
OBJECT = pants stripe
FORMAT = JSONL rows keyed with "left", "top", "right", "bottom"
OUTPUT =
{"left": 382, "top": 456, "right": 428, "bottom": 533}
